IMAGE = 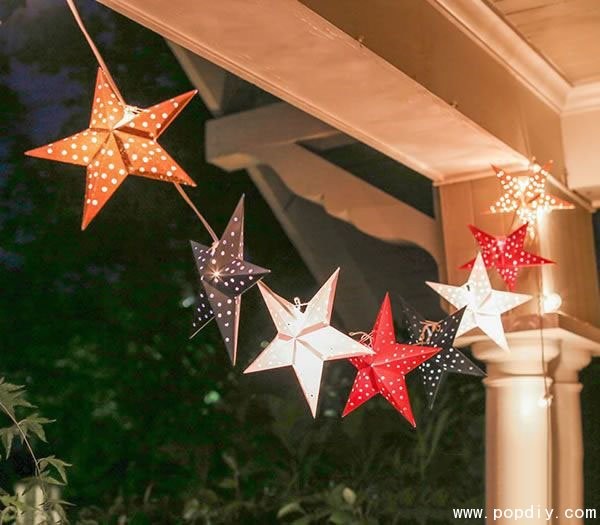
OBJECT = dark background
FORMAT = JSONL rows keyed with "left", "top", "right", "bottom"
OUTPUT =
{"left": 0, "top": 1, "right": 598, "bottom": 523}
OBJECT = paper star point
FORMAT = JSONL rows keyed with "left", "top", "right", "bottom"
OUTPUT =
{"left": 342, "top": 293, "right": 440, "bottom": 426}
{"left": 460, "top": 223, "right": 554, "bottom": 290}
{"left": 190, "top": 196, "right": 270, "bottom": 365}
{"left": 427, "top": 254, "right": 531, "bottom": 351}
{"left": 244, "top": 269, "right": 373, "bottom": 417}
{"left": 26, "top": 68, "right": 198, "bottom": 229}
{"left": 399, "top": 301, "right": 485, "bottom": 408}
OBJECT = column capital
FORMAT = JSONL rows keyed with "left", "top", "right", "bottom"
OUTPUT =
{"left": 550, "top": 348, "right": 592, "bottom": 383}
{"left": 471, "top": 336, "right": 560, "bottom": 377}
{"left": 457, "top": 313, "right": 600, "bottom": 380}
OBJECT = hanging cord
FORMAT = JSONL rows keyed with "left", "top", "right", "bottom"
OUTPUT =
{"left": 417, "top": 320, "right": 439, "bottom": 344}
{"left": 349, "top": 331, "right": 373, "bottom": 346}
{"left": 174, "top": 183, "right": 219, "bottom": 243}
{"left": 293, "top": 297, "right": 309, "bottom": 311}
{"left": 64, "top": 0, "right": 125, "bottom": 105}
{"left": 64, "top": 0, "right": 220, "bottom": 245}
{"left": 524, "top": 217, "right": 553, "bottom": 508}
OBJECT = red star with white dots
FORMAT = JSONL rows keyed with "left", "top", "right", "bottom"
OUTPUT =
{"left": 460, "top": 223, "right": 554, "bottom": 291}
{"left": 343, "top": 294, "right": 440, "bottom": 427}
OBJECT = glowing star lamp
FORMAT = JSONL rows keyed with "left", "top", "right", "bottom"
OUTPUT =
{"left": 489, "top": 163, "right": 574, "bottom": 232}
{"left": 244, "top": 269, "right": 373, "bottom": 417}
{"left": 26, "top": 68, "right": 197, "bottom": 229}
{"left": 342, "top": 294, "right": 440, "bottom": 426}
{"left": 190, "top": 196, "right": 270, "bottom": 365}
{"left": 427, "top": 253, "right": 532, "bottom": 351}
{"left": 460, "top": 223, "right": 554, "bottom": 291}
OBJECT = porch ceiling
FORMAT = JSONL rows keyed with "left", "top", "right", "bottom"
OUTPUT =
{"left": 487, "top": 0, "right": 600, "bottom": 85}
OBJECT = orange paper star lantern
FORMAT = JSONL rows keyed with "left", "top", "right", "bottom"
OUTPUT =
{"left": 489, "top": 163, "right": 573, "bottom": 232}
{"left": 26, "top": 68, "right": 197, "bottom": 229}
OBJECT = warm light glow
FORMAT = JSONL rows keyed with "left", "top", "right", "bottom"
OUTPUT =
{"left": 489, "top": 163, "right": 574, "bottom": 234}
{"left": 530, "top": 162, "right": 542, "bottom": 174}
{"left": 542, "top": 292, "right": 562, "bottom": 313}
{"left": 427, "top": 253, "right": 531, "bottom": 351}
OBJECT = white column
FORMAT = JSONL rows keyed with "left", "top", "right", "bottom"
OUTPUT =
{"left": 550, "top": 349, "right": 592, "bottom": 525}
{"left": 473, "top": 338, "right": 560, "bottom": 525}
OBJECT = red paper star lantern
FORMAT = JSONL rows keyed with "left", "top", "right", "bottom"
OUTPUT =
{"left": 26, "top": 68, "right": 197, "bottom": 229}
{"left": 460, "top": 223, "right": 554, "bottom": 291}
{"left": 342, "top": 294, "right": 440, "bottom": 427}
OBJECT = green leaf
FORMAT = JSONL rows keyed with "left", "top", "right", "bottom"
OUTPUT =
{"left": 342, "top": 488, "right": 356, "bottom": 506}
{"left": 277, "top": 502, "right": 305, "bottom": 519}
{"left": 329, "top": 510, "right": 354, "bottom": 524}
{"left": 222, "top": 452, "right": 237, "bottom": 472}
{"left": 0, "top": 414, "right": 54, "bottom": 458}
{"left": 18, "top": 414, "right": 53, "bottom": 443}
{"left": 182, "top": 498, "right": 200, "bottom": 521}
{"left": 39, "top": 456, "right": 71, "bottom": 484}
{"left": 0, "top": 379, "right": 33, "bottom": 419}
{"left": 197, "top": 489, "right": 219, "bottom": 505}
{"left": 217, "top": 478, "right": 237, "bottom": 489}
{"left": 37, "top": 471, "right": 66, "bottom": 486}
{"left": 291, "top": 516, "right": 313, "bottom": 525}
{"left": 0, "top": 425, "right": 18, "bottom": 457}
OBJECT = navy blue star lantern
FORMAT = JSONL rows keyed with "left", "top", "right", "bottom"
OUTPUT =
{"left": 190, "top": 196, "right": 270, "bottom": 365}
{"left": 399, "top": 300, "right": 485, "bottom": 408}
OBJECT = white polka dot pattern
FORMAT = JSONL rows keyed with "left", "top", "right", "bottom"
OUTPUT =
{"left": 244, "top": 269, "right": 373, "bottom": 417}
{"left": 400, "top": 302, "right": 485, "bottom": 408}
{"left": 190, "top": 196, "right": 270, "bottom": 365}
{"left": 342, "top": 293, "right": 440, "bottom": 427}
{"left": 427, "top": 253, "right": 532, "bottom": 351}
{"left": 460, "top": 223, "right": 554, "bottom": 291}
{"left": 84, "top": 134, "right": 128, "bottom": 213}
{"left": 489, "top": 164, "right": 574, "bottom": 232}
{"left": 25, "top": 68, "right": 198, "bottom": 230}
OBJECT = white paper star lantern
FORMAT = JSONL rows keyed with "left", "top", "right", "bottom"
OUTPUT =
{"left": 426, "top": 254, "right": 531, "bottom": 351}
{"left": 244, "top": 269, "right": 373, "bottom": 416}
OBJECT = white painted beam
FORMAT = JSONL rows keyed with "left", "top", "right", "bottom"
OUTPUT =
{"left": 206, "top": 103, "right": 339, "bottom": 171}
{"left": 98, "top": 0, "right": 527, "bottom": 182}
{"left": 202, "top": 103, "right": 443, "bottom": 264}
{"left": 224, "top": 142, "right": 443, "bottom": 266}
{"left": 167, "top": 41, "right": 227, "bottom": 115}
{"left": 246, "top": 165, "right": 381, "bottom": 329}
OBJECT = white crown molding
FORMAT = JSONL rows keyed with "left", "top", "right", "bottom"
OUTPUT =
{"left": 427, "top": 0, "right": 571, "bottom": 112}
{"left": 564, "top": 82, "right": 600, "bottom": 115}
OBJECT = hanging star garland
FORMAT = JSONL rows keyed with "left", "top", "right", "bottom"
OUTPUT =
{"left": 460, "top": 223, "right": 554, "bottom": 291}
{"left": 342, "top": 294, "right": 440, "bottom": 426}
{"left": 26, "top": 67, "right": 197, "bottom": 229}
{"left": 399, "top": 301, "right": 484, "bottom": 408}
{"left": 244, "top": 269, "right": 373, "bottom": 417}
{"left": 190, "top": 196, "right": 270, "bottom": 365}
{"left": 489, "top": 163, "right": 573, "bottom": 232}
{"left": 426, "top": 253, "right": 531, "bottom": 351}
